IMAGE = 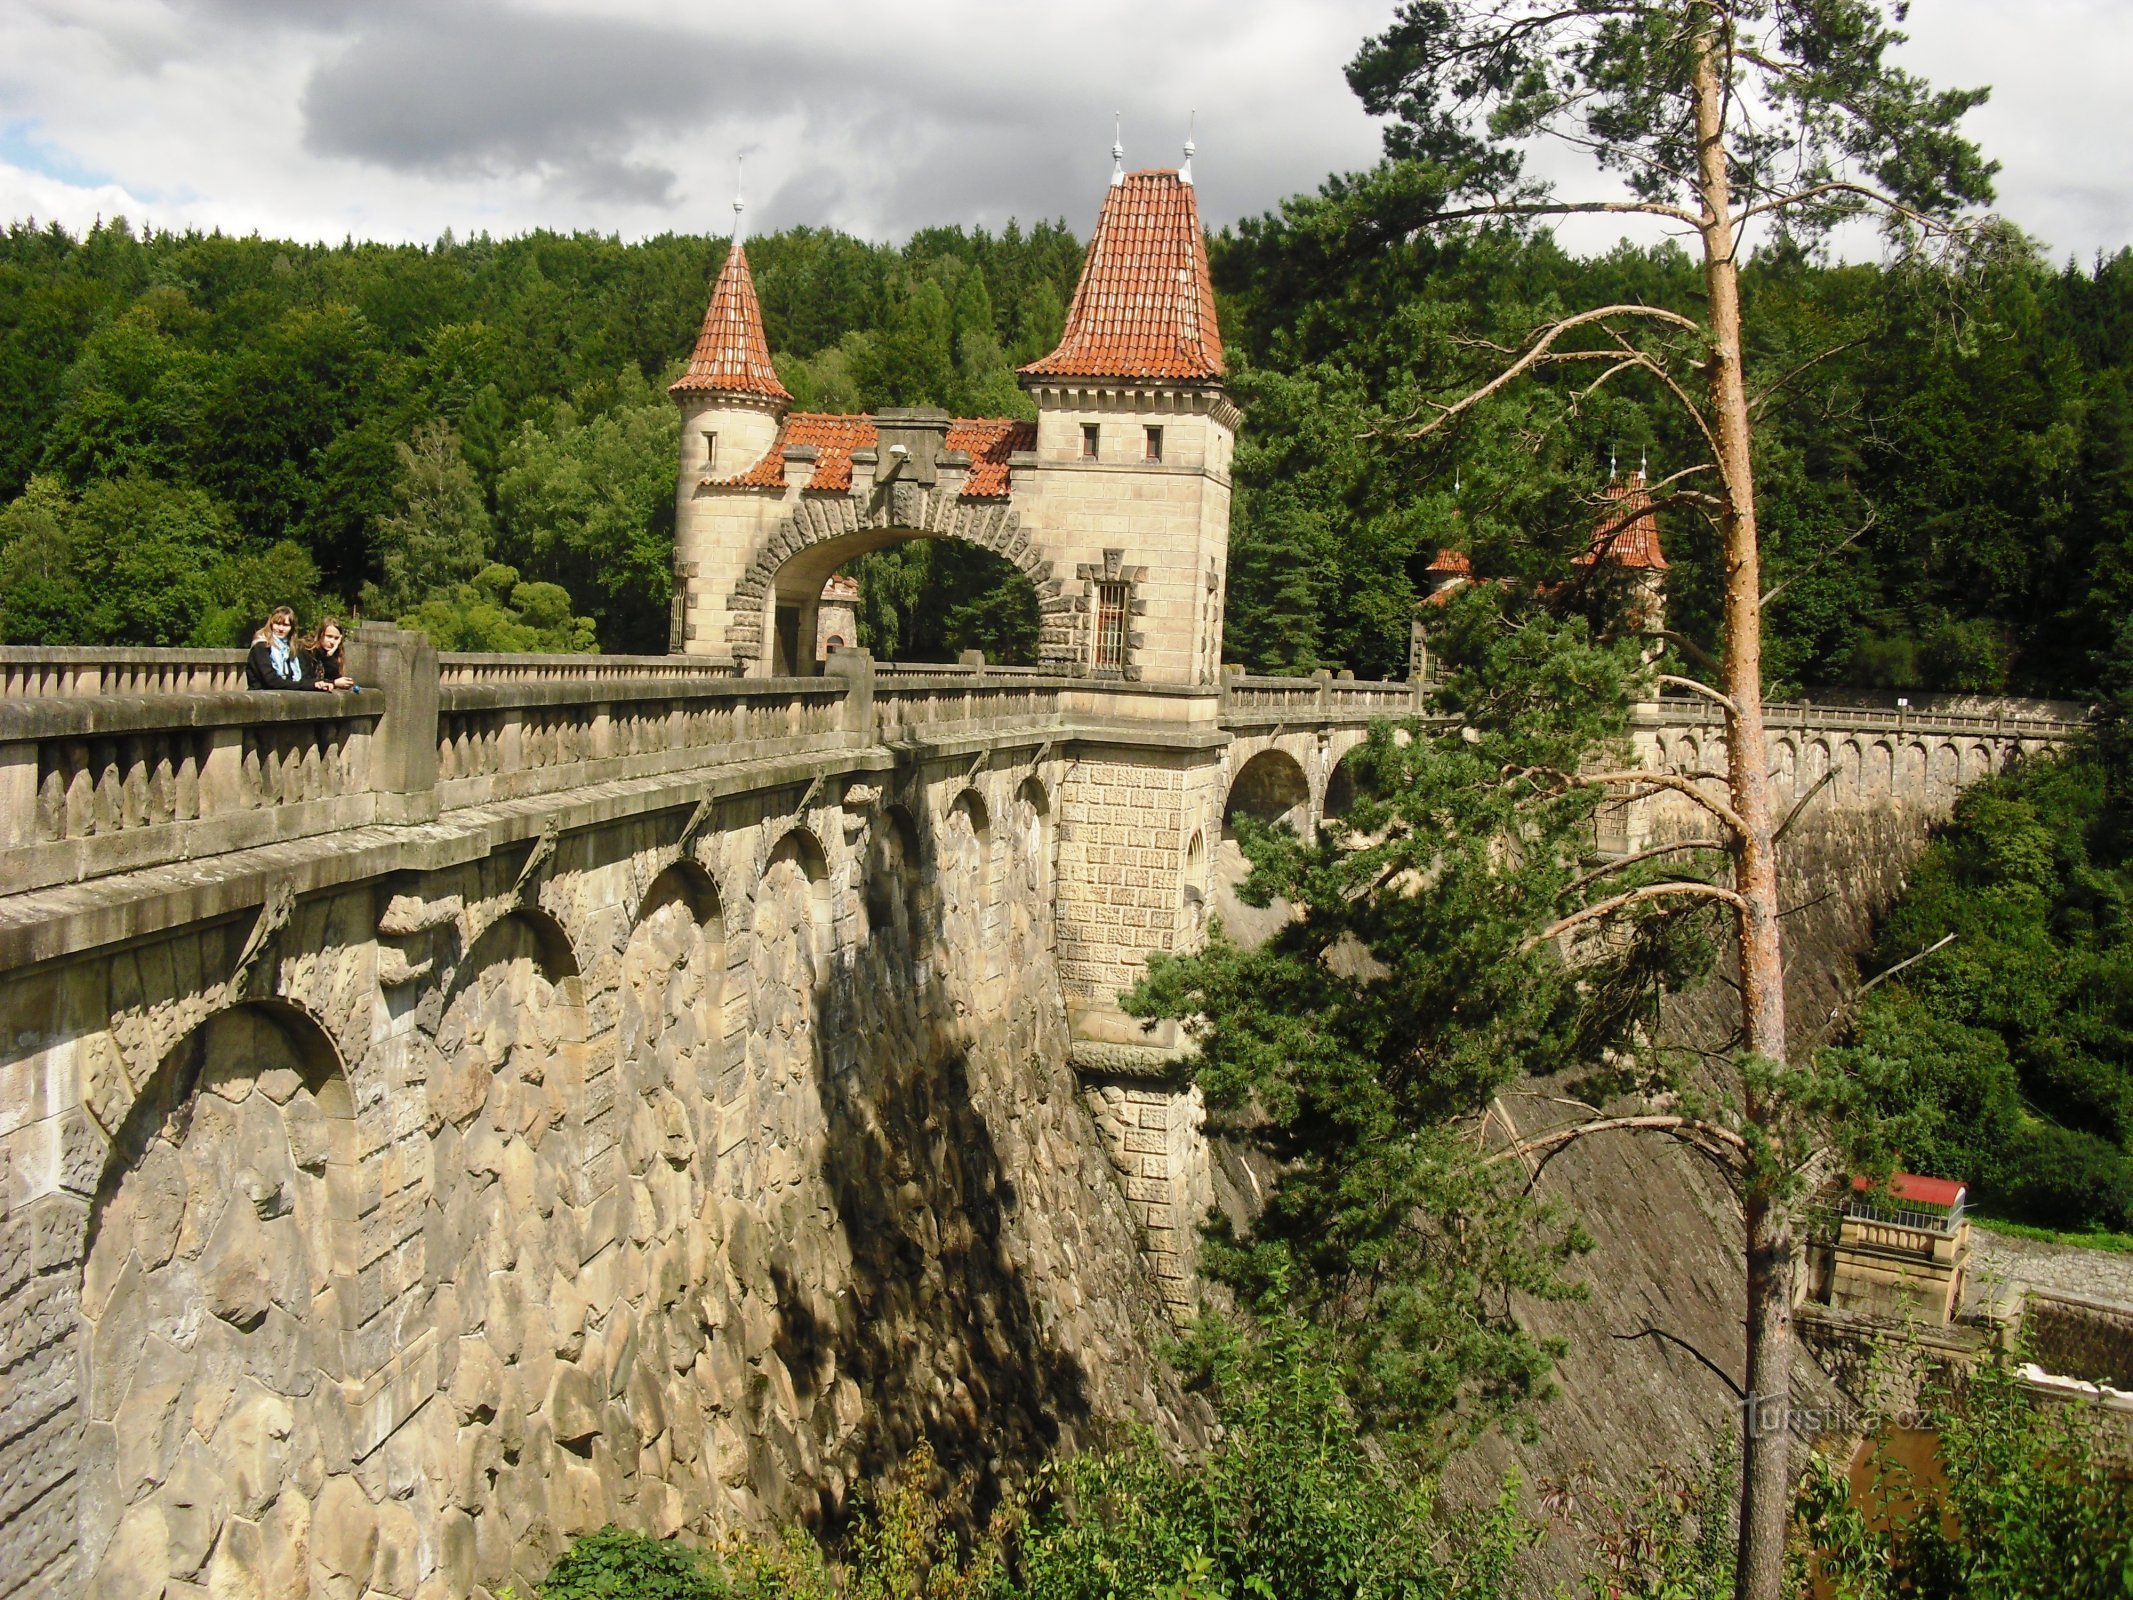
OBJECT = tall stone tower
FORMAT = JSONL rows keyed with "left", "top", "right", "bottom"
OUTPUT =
{"left": 666, "top": 155, "right": 1237, "bottom": 682}
{"left": 1015, "top": 162, "right": 1237, "bottom": 685}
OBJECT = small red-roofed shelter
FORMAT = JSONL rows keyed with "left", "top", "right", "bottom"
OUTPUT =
{"left": 1851, "top": 1172, "right": 1967, "bottom": 1212}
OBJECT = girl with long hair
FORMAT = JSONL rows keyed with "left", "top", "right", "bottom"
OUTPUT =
{"left": 246, "top": 606, "right": 307, "bottom": 691}
{"left": 304, "top": 616, "right": 355, "bottom": 692}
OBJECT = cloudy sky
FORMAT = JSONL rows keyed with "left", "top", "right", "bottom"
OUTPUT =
{"left": 2, "top": 0, "right": 2127, "bottom": 261}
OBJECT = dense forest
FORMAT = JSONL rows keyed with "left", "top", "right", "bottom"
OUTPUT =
{"left": 3, "top": 196, "right": 2131, "bottom": 694}
{"left": 0, "top": 217, "right": 1081, "bottom": 656}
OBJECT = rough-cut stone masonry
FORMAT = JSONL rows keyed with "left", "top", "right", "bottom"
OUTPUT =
{"left": 0, "top": 631, "right": 2083, "bottom": 1599}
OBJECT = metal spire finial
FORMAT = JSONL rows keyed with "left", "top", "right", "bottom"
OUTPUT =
{"left": 732, "top": 153, "right": 746, "bottom": 243}
{"left": 1111, "top": 112, "right": 1124, "bottom": 186}
{"left": 1639, "top": 447, "right": 1648, "bottom": 479}
{"left": 1609, "top": 442, "right": 1618, "bottom": 480}
{"left": 1180, "top": 110, "right": 1197, "bottom": 186}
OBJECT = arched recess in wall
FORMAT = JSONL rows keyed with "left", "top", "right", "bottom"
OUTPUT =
{"left": 1866, "top": 740, "right": 1894, "bottom": 799}
{"left": 748, "top": 828, "right": 834, "bottom": 1111}
{"left": 429, "top": 907, "right": 588, "bottom": 1133}
{"left": 864, "top": 805, "right": 925, "bottom": 950}
{"left": 1898, "top": 741, "right": 1929, "bottom": 802}
{"left": 937, "top": 790, "right": 995, "bottom": 999}
{"left": 1013, "top": 776, "right": 1051, "bottom": 896}
{"left": 1182, "top": 827, "right": 1208, "bottom": 931}
{"left": 78, "top": 999, "right": 358, "bottom": 1594}
{"left": 1216, "top": 749, "right": 1310, "bottom": 946}
{"left": 620, "top": 861, "right": 727, "bottom": 1177}
{"left": 1773, "top": 738, "right": 1799, "bottom": 804}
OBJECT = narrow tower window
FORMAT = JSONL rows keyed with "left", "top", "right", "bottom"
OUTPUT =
{"left": 702, "top": 430, "right": 719, "bottom": 472}
{"left": 1081, "top": 423, "right": 1100, "bottom": 460}
{"left": 1144, "top": 426, "right": 1163, "bottom": 462}
{"left": 1095, "top": 581, "right": 1129, "bottom": 668}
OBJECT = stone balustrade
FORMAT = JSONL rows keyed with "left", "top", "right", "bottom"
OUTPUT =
{"left": 0, "top": 688, "right": 386, "bottom": 894}
{"left": 434, "top": 674, "right": 852, "bottom": 810}
{"left": 0, "top": 645, "right": 251, "bottom": 698}
{"left": 1219, "top": 669, "right": 1422, "bottom": 724}
{"left": 2, "top": 633, "right": 2090, "bottom": 904}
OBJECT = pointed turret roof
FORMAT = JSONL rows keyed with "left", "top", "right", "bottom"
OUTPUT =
{"left": 1021, "top": 169, "right": 1225, "bottom": 384}
{"left": 670, "top": 242, "right": 791, "bottom": 403}
{"left": 1574, "top": 470, "right": 1669, "bottom": 570}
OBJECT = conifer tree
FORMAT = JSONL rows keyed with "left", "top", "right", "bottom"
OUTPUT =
{"left": 1247, "top": 5, "right": 1995, "bottom": 1592}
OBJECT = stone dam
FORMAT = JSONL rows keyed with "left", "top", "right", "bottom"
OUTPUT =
{"left": 0, "top": 155, "right": 2097, "bottom": 1599}
{"left": 0, "top": 634, "right": 2084, "bottom": 1599}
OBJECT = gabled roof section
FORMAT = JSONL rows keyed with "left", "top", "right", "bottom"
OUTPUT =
{"left": 709, "top": 412, "right": 1034, "bottom": 499}
{"left": 1021, "top": 170, "right": 1225, "bottom": 384}
{"left": 1573, "top": 470, "right": 1669, "bottom": 571}
{"left": 670, "top": 242, "right": 792, "bottom": 403}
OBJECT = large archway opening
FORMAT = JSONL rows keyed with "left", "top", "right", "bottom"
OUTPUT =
{"left": 1217, "top": 748, "right": 1312, "bottom": 946}
{"left": 760, "top": 527, "right": 1042, "bottom": 674}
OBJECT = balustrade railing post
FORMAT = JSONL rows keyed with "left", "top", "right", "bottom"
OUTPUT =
{"left": 347, "top": 623, "right": 440, "bottom": 823}
{"left": 826, "top": 648, "right": 876, "bottom": 746}
{"left": 1314, "top": 668, "right": 1332, "bottom": 718}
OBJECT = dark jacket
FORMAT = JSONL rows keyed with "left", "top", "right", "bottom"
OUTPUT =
{"left": 247, "top": 638, "right": 309, "bottom": 691}
{"left": 304, "top": 645, "right": 345, "bottom": 686}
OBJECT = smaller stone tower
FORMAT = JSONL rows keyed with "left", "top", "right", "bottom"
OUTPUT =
{"left": 667, "top": 193, "right": 792, "bottom": 652}
{"left": 1574, "top": 467, "right": 1670, "bottom": 636}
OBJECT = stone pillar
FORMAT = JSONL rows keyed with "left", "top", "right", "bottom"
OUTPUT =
{"left": 824, "top": 647, "right": 875, "bottom": 746}
{"left": 346, "top": 624, "right": 440, "bottom": 824}
{"left": 1082, "top": 1073, "right": 1212, "bottom": 1317}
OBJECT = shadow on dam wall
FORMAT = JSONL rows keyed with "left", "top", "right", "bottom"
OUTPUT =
{"left": 1432, "top": 805, "right": 1941, "bottom": 1593}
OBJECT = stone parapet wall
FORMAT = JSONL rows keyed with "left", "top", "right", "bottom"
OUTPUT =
{"left": 2024, "top": 1294, "right": 2133, "bottom": 1390}
{"left": 0, "top": 739, "right": 1194, "bottom": 1599}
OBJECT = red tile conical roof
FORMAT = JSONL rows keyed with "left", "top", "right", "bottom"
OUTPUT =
{"left": 1021, "top": 170, "right": 1225, "bottom": 384}
{"left": 1574, "top": 470, "right": 1669, "bottom": 570}
{"left": 670, "top": 242, "right": 792, "bottom": 403}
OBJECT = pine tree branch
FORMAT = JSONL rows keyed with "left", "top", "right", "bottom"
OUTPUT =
{"left": 1821, "top": 933, "right": 1958, "bottom": 1037}
{"left": 1393, "top": 304, "right": 1703, "bottom": 439}
{"left": 1771, "top": 767, "right": 1838, "bottom": 845}
{"left": 1540, "top": 767, "right": 1751, "bottom": 838}
{"left": 1560, "top": 838, "right": 1727, "bottom": 899}
{"left": 1523, "top": 880, "right": 1748, "bottom": 952}
{"left": 1749, "top": 338, "right": 1871, "bottom": 419}
{"left": 1485, "top": 1112, "right": 1751, "bottom": 1170}
{"left": 1656, "top": 675, "right": 1739, "bottom": 716}
{"left": 1761, "top": 510, "right": 1877, "bottom": 607}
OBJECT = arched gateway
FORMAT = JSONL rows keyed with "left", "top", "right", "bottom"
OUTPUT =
{"left": 668, "top": 167, "right": 1240, "bottom": 685}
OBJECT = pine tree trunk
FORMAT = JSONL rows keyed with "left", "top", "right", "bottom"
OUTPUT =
{"left": 1689, "top": 20, "right": 1794, "bottom": 1600}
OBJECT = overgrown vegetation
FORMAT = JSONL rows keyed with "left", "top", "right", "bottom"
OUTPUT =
{"left": 1797, "top": 1361, "right": 2133, "bottom": 1599}
{"left": 1825, "top": 741, "right": 2133, "bottom": 1232}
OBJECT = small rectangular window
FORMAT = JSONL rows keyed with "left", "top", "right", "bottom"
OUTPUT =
{"left": 1095, "top": 581, "right": 1129, "bottom": 669}
{"left": 702, "top": 430, "right": 719, "bottom": 472}
{"left": 1144, "top": 426, "right": 1163, "bottom": 462}
{"left": 1081, "top": 423, "right": 1100, "bottom": 459}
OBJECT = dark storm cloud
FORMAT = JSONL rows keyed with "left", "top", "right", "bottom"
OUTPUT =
{"left": 297, "top": 5, "right": 805, "bottom": 196}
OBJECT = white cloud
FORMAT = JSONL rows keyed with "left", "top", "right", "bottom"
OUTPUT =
{"left": 0, "top": 0, "right": 2124, "bottom": 260}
